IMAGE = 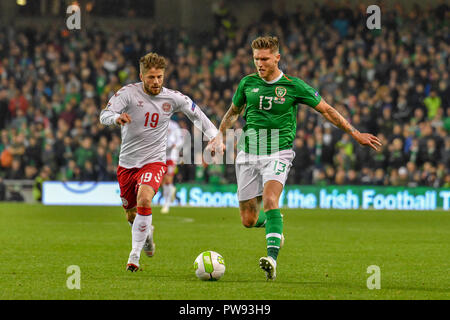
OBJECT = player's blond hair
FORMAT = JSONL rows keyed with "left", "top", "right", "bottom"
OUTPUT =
{"left": 139, "top": 52, "right": 167, "bottom": 74}
{"left": 251, "top": 36, "right": 279, "bottom": 54}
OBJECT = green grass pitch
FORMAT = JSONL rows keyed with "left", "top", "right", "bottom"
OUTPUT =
{"left": 0, "top": 203, "right": 448, "bottom": 300}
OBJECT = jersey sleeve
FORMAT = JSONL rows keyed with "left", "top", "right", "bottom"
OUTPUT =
{"left": 294, "top": 79, "right": 321, "bottom": 108}
{"left": 173, "top": 92, "right": 218, "bottom": 140}
{"left": 99, "top": 86, "right": 130, "bottom": 126}
{"left": 232, "top": 77, "right": 247, "bottom": 108}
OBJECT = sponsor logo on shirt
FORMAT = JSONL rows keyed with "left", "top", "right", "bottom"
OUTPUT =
{"left": 274, "top": 97, "right": 285, "bottom": 104}
{"left": 191, "top": 101, "right": 196, "bottom": 111}
{"left": 251, "top": 88, "right": 260, "bottom": 93}
{"left": 137, "top": 100, "right": 144, "bottom": 107}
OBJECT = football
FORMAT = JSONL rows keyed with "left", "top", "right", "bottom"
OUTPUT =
{"left": 194, "top": 251, "right": 226, "bottom": 281}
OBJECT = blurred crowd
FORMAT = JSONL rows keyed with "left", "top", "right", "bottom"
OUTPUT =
{"left": 0, "top": 1, "right": 449, "bottom": 195}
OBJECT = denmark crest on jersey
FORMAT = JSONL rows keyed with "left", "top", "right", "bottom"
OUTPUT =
{"left": 275, "top": 86, "right": 287, "bottom": 98}
{"left": 162, "top": 102, "right": 172, "bottom": 113}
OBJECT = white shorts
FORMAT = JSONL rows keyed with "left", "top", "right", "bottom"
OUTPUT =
{"left": 235, "top": 149, "right": 295, "bottom": 201}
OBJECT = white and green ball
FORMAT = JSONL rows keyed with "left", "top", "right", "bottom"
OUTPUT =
{"left": 194, "top": 251, "right": 225, "bottom": 281}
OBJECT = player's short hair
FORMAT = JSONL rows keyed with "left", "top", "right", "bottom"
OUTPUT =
{"left": 139, "top": 52, "right": 167, "bottom": 74}
{"left": 251, "top": 36, "right": 279, "bottom": 54}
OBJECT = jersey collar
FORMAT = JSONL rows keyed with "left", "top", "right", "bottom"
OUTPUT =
{"left": 260, "top": 70, "right": 284, "bottom": 84}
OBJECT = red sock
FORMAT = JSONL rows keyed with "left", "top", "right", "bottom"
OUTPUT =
{"left": 137, "top": 207, "right": 152, "bottom": 216}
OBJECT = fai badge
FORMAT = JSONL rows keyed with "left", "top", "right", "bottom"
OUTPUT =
{"left": 275, "top": 86, "right": 287, "bottom": 98}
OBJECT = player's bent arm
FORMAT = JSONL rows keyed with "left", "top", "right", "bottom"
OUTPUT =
{"left": 218, "top": 103, "right": 244, "bottom": 137}
{"left": 314, "top": 99, "right": 382, "bottom": 151}
{"left": 99, "top": 109, "right": 131, "bottom": 126}
{"left": 99, "top": 108, "right": 121, "bottom": 126}
{"left": 100, "top": 85, "right": 132, "bottom": 126}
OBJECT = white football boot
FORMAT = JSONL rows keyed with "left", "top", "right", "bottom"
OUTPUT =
{"left": 126, "top": 253, "right": 140, "bottom": 272}
{"left": 259, "top": 256, "right": 277, "bottom": 281}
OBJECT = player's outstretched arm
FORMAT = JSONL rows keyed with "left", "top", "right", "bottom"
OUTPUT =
{"left": 209, "top": 103, "right": 244, "bottom": 154}
{"left": 314, "top": 99, "right": 382, "bottom": 151}
{"left": 218, "top": 103, "right": 244, "bottom": 136}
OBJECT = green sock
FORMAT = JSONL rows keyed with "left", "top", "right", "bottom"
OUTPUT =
{"left": 254, "top": 209, "right": 267, "bottom": 228}
{"left": 265, "top": 209, "right": 283, "bottom": 261}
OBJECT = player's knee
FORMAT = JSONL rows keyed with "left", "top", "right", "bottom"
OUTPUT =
{"left": 137, "top": 197, "right": 152, "bottom": 208}
{"left": 137, "top": 186, "right": 154, "bottom": 208}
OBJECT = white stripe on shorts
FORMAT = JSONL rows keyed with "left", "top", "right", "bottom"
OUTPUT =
{"left": 267, "top": 245, "right": 280, "bottom": 249}
{"left": 266, "top": 233, "right": 282, "bottom": 239}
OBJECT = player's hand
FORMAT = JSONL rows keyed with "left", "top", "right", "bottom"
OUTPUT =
{"left": 208, "top": 133, "right": 225, "bottom": 155}
{"left": 116, "top": 113, "right": 131, "bottom": 125}
{"left": 354, "top": 132, "right": 382, "bottom": 151}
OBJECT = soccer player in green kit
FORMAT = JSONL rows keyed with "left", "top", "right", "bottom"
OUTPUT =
{"left": 209, "top": 36, "right": 382, "bottom": 280}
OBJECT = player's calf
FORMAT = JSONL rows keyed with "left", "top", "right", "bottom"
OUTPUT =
{"left": 239, "top": 197, "right": 265, "bottom": 228}
{"left": 240, "top": 211, "right": 258, "bottom": 228}
{"left": 265, "top": 209, "right": 283, "bottom": 261}
{"left": 125, "top": 207, "right": 137, "bottom": 226}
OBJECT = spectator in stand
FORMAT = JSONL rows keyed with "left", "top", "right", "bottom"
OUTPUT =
{"left": 346, "top": 169, "right": 360, "bottom": 185}
{"left": 33, "top": 166, "right": 50, "bottom": 202}
{"left": 8, "top": 88, "right": 29, "bottom": 118}
{"left": 324, "top": 165, "right": 335, "bottom": 185}
{"left": 424, "top": 90, "right": 442, "bottom": 120}
{"left": 334, "top": 168, "right": 346, "bottom": 185}
{"left": 387, "top": 138, "right": 406, "bottom": 170}
{"left": 0, "top": 90, "right": 10, "bottom": 130}
{"left": 5, "top": 159, "right": 23, "bottom": 180}
{"left": 373, "top": 168, "right": 386, "bottom": 186}
{"left": 23, "top": 137, "right": 42, "bottom": 169}
{"left": 360, "top": 167, "right": 374, "bottom": 185}
{"left": 0, "top": 176, "right": 6, "bottom": 201}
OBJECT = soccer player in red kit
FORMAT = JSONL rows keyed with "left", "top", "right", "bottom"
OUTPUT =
{"left": 100, "top": 53, "right": 219, "bottom": 271}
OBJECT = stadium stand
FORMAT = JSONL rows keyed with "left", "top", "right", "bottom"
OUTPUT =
{"left": 0, "top": 1, "right": 448, "bottom": 201}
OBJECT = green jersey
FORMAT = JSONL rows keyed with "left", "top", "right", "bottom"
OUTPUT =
{"left": 232, "top": 72, "right": 321, "bottom": 155}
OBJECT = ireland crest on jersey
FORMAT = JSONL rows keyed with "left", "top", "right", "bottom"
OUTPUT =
{"left": 274, "top": 86, "right": 287, "bottom": 104}
{"left": 275, "top": 86, "right": 287, "bottom": 97}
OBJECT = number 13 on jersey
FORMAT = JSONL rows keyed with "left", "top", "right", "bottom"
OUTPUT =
{"left": 259, "top": 96, "right": 273, "bottom": 110}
